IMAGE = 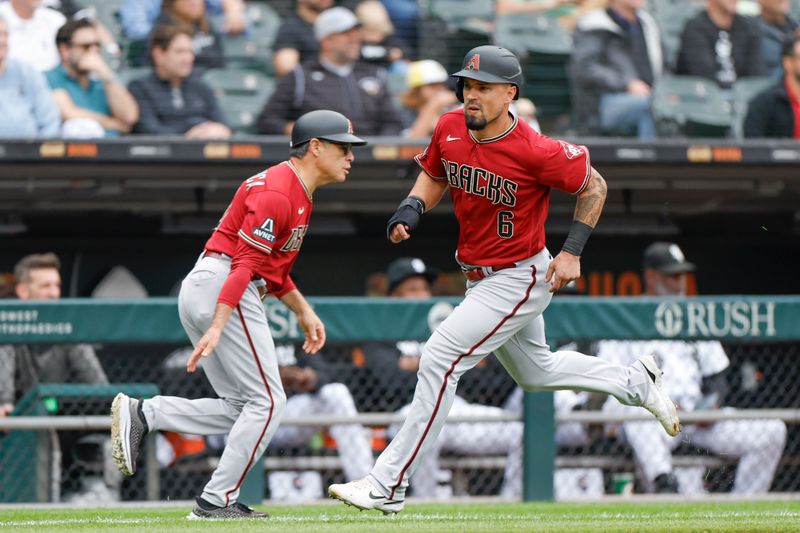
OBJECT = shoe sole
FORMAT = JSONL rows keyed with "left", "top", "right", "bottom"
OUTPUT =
{"left": 110, "top": 393, "right": 134, "bottom": 476}
{"left": 186, "top": 509, "right": 268, "bottom": 520}
{"left": 640, "top": 355, "right": 682, "bottom": 437}
{"left": 328, "top": 487, "right": 401, "bottom": 515}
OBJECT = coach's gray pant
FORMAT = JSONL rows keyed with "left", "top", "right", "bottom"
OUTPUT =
{"left": 141, "top": 255, "right": 286, "bottom": 507}
{"left": 368, "top": 248, "right": 651, "bottom": 500}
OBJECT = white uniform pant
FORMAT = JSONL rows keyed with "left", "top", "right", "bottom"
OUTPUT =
{"left": 368, "top": 249, "right": 652, "bottom": 500}
{"left": 271, "top": 383, "right": 373, "bottom": 481}
{"left": 142, "top": 255, "right": 287, "bottom": 507}
{"left": 620, "top": 407, "right": 787, "bottom": 494}
{"left": 393, "top": 395, "right": 523, "bottom": 499}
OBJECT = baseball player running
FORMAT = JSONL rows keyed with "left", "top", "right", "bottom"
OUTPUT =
{"left": 329, "top": 46, "right": 681, "bottom": 514}
{"left": 110, "top": 110, "right": 367, "bottom": 519}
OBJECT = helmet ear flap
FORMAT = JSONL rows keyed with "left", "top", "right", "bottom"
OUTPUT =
{"left": 455, "top": 78, "right": 465, "bottom": 103}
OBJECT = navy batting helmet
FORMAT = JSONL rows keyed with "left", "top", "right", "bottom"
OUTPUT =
{"left": 290, "top": 110, "right": 368, "bottom": 148}
{"left": 451, "top": 45, "right": 523, "bottom": 102}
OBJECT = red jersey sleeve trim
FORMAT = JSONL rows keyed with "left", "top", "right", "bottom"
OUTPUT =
{"left": 573, "top": 146, "right": 592, "bottom": 195}
{"left": 413, "top": 154, "right": 447, "bottom": 181}
{"left": 238, "top": 229, "right": 273, "bottom": 253}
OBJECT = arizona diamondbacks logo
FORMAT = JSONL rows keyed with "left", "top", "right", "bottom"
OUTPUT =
{"left": 559, "top": 141, "right": 584, "bottom": 160}
{"left": 465, "top": 54, "right": 480, "bottom": 71}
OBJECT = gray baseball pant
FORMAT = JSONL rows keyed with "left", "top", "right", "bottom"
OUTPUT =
{"left": 368, "top": 248, "right": 652, "bottom": 500}
{"left": 141, "top": 255, "right": 286, "bottom": 507}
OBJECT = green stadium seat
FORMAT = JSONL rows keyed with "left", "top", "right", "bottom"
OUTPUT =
{"left": 245, "top": 1, "right": 281, "bottom": 46}
{"left": 117, "top": 66, "right": 153, "bottom": 86}
{"left": 427, "top": 0, "right": 494, "bottom": 21}
{"left": 652, "top": 75, "right": 733, "bottom": 137}
{"left": 221, "top": 36, "right": 273, "bottom": 73}
{"left": 495, "top": 13, "right": 572, "bottom": 56}
{"left": 204, "top": 69, "right": 275, "bottom": 134}
{"left": 730, "top": 76, "right": 775, "bottom": 138}
{"left": 651, "top": 0, "right": 705, "bottom": 69}
{"left": 218, "top": 94, "right": 268, "bottom": 135}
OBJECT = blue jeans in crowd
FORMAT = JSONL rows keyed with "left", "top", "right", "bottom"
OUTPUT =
{"left": 599, "top": 92, "right": 656, "bottom": 140}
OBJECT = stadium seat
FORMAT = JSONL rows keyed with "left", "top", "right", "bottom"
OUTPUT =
{"left": 730, "top": 76, "right": 775, "bottom": 138}
{"left": 203, "top": 68, "right": 274, "bottom": 100}
{"left": 651, "top": 0, "right": 705, "bottom": 69}
{"left": 204, "top": 69, "right": 275, "bottom": 134}
{"left": 494, "top": 13, "right": 572, "bottom": 56}
{"left": 117, "top": 66, "right": 153, "bottom": 86}
{"left": 221, "top": 36, "right": 273, "bottom": 73}
{"left": 426, "top": 0, "right": 494, "bottom": 22}
{"left": 652, "top": 75, "right": 733, "bottom": 137}
{"left": 245, "top": 1, "right": 281, "bottom": 45}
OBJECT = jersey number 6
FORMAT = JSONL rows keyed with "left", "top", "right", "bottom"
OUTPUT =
{"left": 497, "top": 210, "right": 514, "bottom": 238}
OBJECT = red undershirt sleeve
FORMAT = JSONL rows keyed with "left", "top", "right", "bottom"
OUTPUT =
{"left": 216, "top": 243, "right": 265, "bottom": 308}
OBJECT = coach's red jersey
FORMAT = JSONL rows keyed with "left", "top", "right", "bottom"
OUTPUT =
{"left": 205, "top": 160, "right": 312, "bottom": 304}
{"left": 415, "top": 109, "right": 591, "bottom": 265}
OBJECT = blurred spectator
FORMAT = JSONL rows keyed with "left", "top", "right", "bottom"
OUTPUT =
{"left": 120, "top": 0, "right": 246, "bottom": 41}
{"left": 377, "top": 0, "right": 417, "bottom": 58}
{"left": 0, "top": 253, "right": 119, "bottom": 501}
{"left": 571, "top": 0, "right": 661, "bottom": 138}
{"left": 152, "top": 0, "right": 225, "bottom": 71}
{"left": 0, "top": 0, "right": 65, "bottom": 71}
{"left": 356, "top": 0, "right": 408, "bottom": 69}
{"left": 496, "top": 0, "right": 607, "bottom": 32}
{"left": 270, "top": 344, "right": 373, "bottom": 486}
{"left": 512, "top": 97, "right": 541, "bottom": 132}
{"left": 744, "top": 36, "right": 800, "bottom": 138}
{"left": 272, "top": 0, "right": 333, "bottom": 77}
{"left": 44, "top": 0, "right": 122, "bottom": 63}
{"left": 46, "top": 18, "right": 139, "bottom": 138}
{"left": 361, "top": 258, "right": 523, "bottom": 499}
{"left": 597, "top": 242, "right": 787, "bottom": 494}
{"left": 399, "top": 59, "right": 458, "bottom": 138}
{"left": 257, "top": 6, "right": 402, "bottom": 136}
{"left": 675, "top": 0, "right": 766, "bottom": 89}
{"left": 757, "top": 0, "right": 800, "bottom": 78}
{"left": 128, "top": 25, "right": 230, "bottom": 138}
{"left": 0, "top": 14, "right": 61, "bottom": 138}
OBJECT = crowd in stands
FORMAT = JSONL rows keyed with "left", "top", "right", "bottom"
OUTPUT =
{"left": 1, "top": 0, "right": 799, "bottom": 142}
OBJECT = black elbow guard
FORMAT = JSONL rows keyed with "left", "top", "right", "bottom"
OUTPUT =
{"left": 386, "top": 196, "right": 425, "bottom": 239}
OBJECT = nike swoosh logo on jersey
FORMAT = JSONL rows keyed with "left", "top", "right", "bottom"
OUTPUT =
{"left": 298, "top": 207, "right": 305, "bottom": 214}
{"left": 446, "top": 135, "right": 460, "bottom": 142}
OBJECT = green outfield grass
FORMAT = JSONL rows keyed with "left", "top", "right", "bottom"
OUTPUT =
{"left": 1, "top": 500, "right": 799, "bottom": 532}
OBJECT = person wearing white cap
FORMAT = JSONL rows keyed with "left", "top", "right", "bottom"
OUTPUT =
{"left": 257, "top": 6, "right": 403, "bottom": 137}
{"left": 400, "top": 59, "right": 459, "bottom": 138}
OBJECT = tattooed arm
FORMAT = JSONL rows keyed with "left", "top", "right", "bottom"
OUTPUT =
{"left": 545, "top": 167, "right": 607, "bottom": 292}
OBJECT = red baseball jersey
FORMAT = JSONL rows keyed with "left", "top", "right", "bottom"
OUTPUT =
{"left": 205, "top": 160, "right": 312, "bottom": 305}
{"left": 415, "top": 109, "right": 591, "bottom": 265}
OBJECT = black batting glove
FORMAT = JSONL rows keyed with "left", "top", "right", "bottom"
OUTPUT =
{"left": 386, "top": 196, "right": 425, "bottom": 240}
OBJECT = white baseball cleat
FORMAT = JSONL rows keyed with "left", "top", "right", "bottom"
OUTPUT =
{"left": 328, "top": 478, "right": 405, "bottom": 515}
{"left": 110, "top": 392, "right": 148, "bottom": 476}
{"left": 638, "top": 355, "right": 681, "bottom": 437}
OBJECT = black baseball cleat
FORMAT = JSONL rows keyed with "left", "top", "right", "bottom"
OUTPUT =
{"left": 187, "top": 497, "right": 269, "bottom": 520}
{"left": 110, "top": 392, "right": 148, "bottom": 476}
{"left": 654, "top": 473, "right": 680, "bottom": 494}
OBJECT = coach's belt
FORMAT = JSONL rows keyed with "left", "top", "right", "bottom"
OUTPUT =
{"left": 203, "top": 250, "right": 229, "bottom": 260}
{"left": 462, "top": 262, "right": 517, "bottom": 281}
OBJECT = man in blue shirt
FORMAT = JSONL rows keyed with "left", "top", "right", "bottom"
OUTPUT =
{"left": 0, "top": 15, "right": 60, "bottom": 138}
{"left": 46, "top": 18, "right": 138, "bottom": 137}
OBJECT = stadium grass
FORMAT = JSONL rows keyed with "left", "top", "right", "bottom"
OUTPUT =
{"left": 1, "top": 500, "right": 799, "bottom": 532}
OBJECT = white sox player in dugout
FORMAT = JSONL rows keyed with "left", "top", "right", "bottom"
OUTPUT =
{"left": 329, "top": 46, "right": 682, "bottom": 514}
{"left": 110, "top": 110, "right": 367, "bottom": 519}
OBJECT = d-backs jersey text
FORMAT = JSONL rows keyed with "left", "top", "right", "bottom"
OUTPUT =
{"left": 205, "top": 160, "right": 312, "bottom": 299}
{"left": 415, "top": 110, "right": 591, "bottom": 265}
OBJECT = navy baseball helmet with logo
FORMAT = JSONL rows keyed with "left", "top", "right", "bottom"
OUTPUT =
{"left": 290, "top": 110, "right": 368, "bottom": 148}
{"left": 451, "top": 45, "right": 523, "bottom": 103}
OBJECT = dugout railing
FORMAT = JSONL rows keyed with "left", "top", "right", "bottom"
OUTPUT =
{"left": 1, "top": 296, "right": 798, "bottom": 503}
